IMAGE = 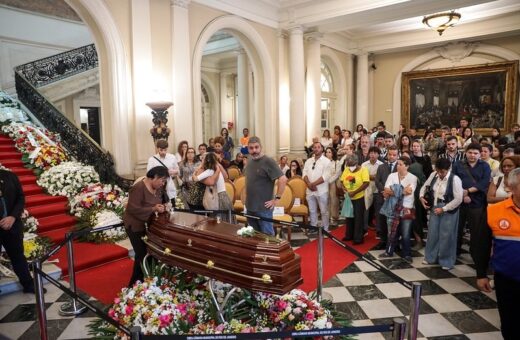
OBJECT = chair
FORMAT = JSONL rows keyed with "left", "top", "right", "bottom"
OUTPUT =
{"left": 224, "top": 180, "right": 235, "bottom": 204}
{"left": 273, "top": 185, "right": 294, "bottom": 242}
{"left": 287, "top": 176, "right": 309, "bottom": 232}
{"left": 233, "top": 175, "right": 246, "bottom": 212}
{"left": 227, "top": 166, "right": 241, "bottom": 181}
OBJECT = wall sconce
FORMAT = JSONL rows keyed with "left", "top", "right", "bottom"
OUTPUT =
{"left": 146, "top": 101, "right": 173, "bottom": 142}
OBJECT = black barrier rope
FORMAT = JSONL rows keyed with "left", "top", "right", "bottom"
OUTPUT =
{"left": 33, "top": 265, "right": 131, "bottom": 335}
{"left": 323, "top": 229, "right": 413, "bottom": 290}
{"left": 139, "top": 324, "right": 395, "bottom": 339}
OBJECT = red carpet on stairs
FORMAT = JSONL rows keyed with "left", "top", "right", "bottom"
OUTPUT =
{"left": 0, "top": 133, "right": 132, "bottom": 304}
{"left": 295, "top": 226, "right": 378, "bottom": 293}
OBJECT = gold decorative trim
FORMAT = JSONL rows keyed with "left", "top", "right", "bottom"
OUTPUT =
{"left": 143, "top": 238, "right": 273, "bottom": 284}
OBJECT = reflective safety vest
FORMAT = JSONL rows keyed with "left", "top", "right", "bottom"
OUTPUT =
{"left": 487, "top": 197, "right": 520, "bottom": 282}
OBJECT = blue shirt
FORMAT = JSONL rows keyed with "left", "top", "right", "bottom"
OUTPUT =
{"left": 452, "top": 159, "right": 491, "bottom": 208}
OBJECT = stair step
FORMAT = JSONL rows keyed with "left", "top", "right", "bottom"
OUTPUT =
{"left": 0, "top": 159, "right": 24, "bottom": 167}
{"left": 39, "top": 226, "right": 71, "bottom": 244}
{"left": 52, "top": 242, "right": 129, "bottom": 276}
{"left": 27, "top": 202, "right": 69, "bottom": 218}
{"left": 25, "top": 194, "right": 68, "bottom": 208}
{"left": 37, "top": 214, "right": 77, "bottom": 233}
{"left": 23, "top": 184, "right": 44, "bottom": 195}
{"left": 18, "top": 175, "right": 38, "bottom": 185}
{"left": 0, "top": 151, "right": 20, "bottom": 159}
{"left": 8, "top": 167, "right": 34, "bottom": 176}
{"left": 0, "top": 145, "right": 17, "bottom": 152}
{"left": 0, "top": 139, "right": 14, "bottom": 145}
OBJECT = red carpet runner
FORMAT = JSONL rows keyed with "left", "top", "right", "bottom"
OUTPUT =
{"left": 0, "top": 134, "right": 131, "bottom": 304}
{"left": 295, "top": 227, "right": 378, "bottom": 293}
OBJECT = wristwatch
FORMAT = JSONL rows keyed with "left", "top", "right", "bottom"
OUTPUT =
{"left": 275, "top": 195, "right": 281, "bottom": 200}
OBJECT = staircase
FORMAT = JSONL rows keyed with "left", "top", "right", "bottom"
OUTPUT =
{"left": 0, "top": 133, "right": 132, "bottom": 303}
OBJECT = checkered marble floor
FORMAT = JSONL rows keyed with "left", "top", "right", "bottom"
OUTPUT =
{"left": 0, "top": 227, "right": 502, "bottom": 339}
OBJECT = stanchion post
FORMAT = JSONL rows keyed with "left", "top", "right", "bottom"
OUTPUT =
{"left": 130, "top": 326, "right": 142, "bottom": 339}
{"left": 33, "top": 260, "right": 48, "bottom": 340}
{"left": 392, "top": 317, "right": 406, "bottom": 340}
{"left": 59, "top": 232, "right": 87, "bottom": 316}
{"left": 317, "top": 226, "right": 324, "bottom": 301}
{"left": 408, "top": 282, "right": 422, "bottom": 340}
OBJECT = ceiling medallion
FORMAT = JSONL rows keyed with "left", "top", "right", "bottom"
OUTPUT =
{"left": 422, "top": 10, "right": 461, "bottom": 36}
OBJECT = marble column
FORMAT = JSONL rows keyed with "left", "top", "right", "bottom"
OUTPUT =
{"left": 288, "top": 26, "right": 306, "bottom": 154}
{"left": 305, "top": 33, "right": 322, "bottom": 145}
{"left": 236, "top": 49, "right": 249, "bottom": 138}
{"left": 171, "top": 0, "right": 194, "bottom": 144}
{"left": 356, "top": 52, "right": 369, "bottom": 127}
{"left": 277, "top": 30, "right": 290, "bottom": 154}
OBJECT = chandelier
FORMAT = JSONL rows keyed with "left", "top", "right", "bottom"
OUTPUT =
{"left": 422, "top": 11, "right": 461, "bottom": 36}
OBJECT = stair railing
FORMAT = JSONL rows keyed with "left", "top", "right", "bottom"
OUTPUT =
{"left": 14, "top": 46, "right": 133, "bottom": 189}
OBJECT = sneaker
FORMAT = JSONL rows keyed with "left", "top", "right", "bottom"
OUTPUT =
{"left": 375, "top": 235, "right": 381, "bottom": 240}
{"left": 441, "top": 266, "right": 453, "bottom": 270}
{"left": 422, "top": 259, "right": 432, "bottom": 265}
{"left": 378, "top": 252, "right": 393, "bottom": 259}
{"left": 404, "top": 256, "right": 413, "bottom": 264}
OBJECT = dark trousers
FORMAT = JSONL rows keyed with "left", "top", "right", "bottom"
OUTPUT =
{"left": 346, "top": 197, "right": 365, "bottom": 242}
{"left": 126, "top": 227, "right": 146, "bottom": 287}
{"left": 374, "top": 193, "right": 387, "bottom": 242}
{"left": 0, "top": 222, "right": 33, "bottom": 289}
{"left": 457, "top": 205, "right": 487, "bottom": 261}
{"left": 413, "top": 198, "right": 427, "bottom": 239}
{"left": 495, "top": 272, "right": 520, "bottom": 340}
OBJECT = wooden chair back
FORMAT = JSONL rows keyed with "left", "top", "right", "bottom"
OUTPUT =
{"left": 233, "top": 175, "right": 246, "bottom": 201}
{"left": 227, "top": 166, "right": 241, "bottom": 181}
{"left": 287, "top": 176, "right": 307, "bottom": 204}
{"left": 224, "top": 180, "right": 235, "bottom": 203}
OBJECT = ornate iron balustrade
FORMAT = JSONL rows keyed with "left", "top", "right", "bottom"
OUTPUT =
{"left": 14, "top": 44, "right": 98, "bottom": 88}
{"left": 15, "top": 72, "right": 133, "bottom": 189}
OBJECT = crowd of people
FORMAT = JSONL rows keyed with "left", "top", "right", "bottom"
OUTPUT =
{"left": 120, "top": 119, "right": 520, "bottom": 339}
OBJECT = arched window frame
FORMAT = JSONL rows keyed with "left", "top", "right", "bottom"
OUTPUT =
{"left": 320, "top": 61, "right": 336, "bottom": 130}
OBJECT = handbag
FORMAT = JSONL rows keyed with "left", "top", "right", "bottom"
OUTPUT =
{"left": 202, "top": 185, "right": 220, "bottom": 210}
{"left": 401, "top": 208, "right": 416, "bottom": 220}
{"left": 422, "top": 185, "right": 434, "bottom": 207}
{"left": 186, "top": 182, "right": 205, "bottom": 206}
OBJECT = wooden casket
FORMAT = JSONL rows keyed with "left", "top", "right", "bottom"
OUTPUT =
{"left": 145, "top": 211, "right": 302, "bottom": 295}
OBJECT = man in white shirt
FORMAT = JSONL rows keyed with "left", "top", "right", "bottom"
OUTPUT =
{"left": 362, "top": 146, "right": 383, "bottom": 232}
{"left": 303, "top": 142, "right": 331, "bottom": 232}
{"left": 146, "top": 139, "right": 179, "bottom": 203}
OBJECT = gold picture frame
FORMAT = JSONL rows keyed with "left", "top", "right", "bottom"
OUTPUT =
{"left": 401, "top": 61, "right": 518, "bottom": 135}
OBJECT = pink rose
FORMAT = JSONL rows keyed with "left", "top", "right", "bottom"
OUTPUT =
{"left": 305, "top": 312, "right": 314, "bottom": 321}
{"left": 114, "top": 297, "right": 120, "bottom": 304}
{"left": 125, "top": 305, "right": 134, "bottom": 315}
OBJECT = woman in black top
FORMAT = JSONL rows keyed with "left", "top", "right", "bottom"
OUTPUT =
{"left": 412, "top": 140, "right": 433, "bottom": 179}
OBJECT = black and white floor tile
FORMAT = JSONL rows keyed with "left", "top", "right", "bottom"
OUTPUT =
{"left": 0, "top": 228, "right": 502, "bottom": 339}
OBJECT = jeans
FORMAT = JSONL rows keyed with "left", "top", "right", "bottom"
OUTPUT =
{"left": 386, "top": 218, "right": 412, "bottom": 257}
{"left": 307, "top": 192, "right": 329, "bottom": 230}
{"left": 247, "top": 210, "right": 275, "bottom": 236}
{"left": 424, "top": 204, "right": 459, "bottom": 268}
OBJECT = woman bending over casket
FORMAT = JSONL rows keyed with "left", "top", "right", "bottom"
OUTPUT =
{"left": 123, "top": 166, "right": 169, "bottom": 287}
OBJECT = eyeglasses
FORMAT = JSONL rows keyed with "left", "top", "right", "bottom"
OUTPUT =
{"left": 312, "top": 161, "right": 316, "bottom": 170}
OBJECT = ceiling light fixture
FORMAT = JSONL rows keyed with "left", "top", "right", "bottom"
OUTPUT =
{"left": 422, "top": 10, "right": 461, "bottom": 36}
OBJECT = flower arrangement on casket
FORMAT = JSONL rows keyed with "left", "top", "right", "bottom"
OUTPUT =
{"left": 69, "top": 183, "right": 127, "bottom": 217}
{"left": 88, "top": 260, "right": 351, "bottom": 339}
{"left": 37, "top": 161, "right": 99, "bottom": 197}
{"left": 74, "top": 208, "right": 127, "bottom": 243}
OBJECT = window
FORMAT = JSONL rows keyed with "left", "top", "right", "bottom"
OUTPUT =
{"left": 320, "top": 61, "right": 335, "bottom": 130}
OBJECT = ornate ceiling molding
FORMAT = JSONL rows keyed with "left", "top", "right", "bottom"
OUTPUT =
{"left": 434, "top": 41, "right": 479, "bottom": 62}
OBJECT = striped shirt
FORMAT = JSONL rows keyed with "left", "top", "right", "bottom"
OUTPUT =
{"left": 439, "top": 150, "right": 466, "bottom": 164}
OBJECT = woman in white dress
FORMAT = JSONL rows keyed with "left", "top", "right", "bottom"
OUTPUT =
{"left": 321, "top": 129, "right": 333, "bottom": 148}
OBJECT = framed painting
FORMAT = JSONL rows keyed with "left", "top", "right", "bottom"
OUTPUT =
{"left": 401, "top": 61, "right": 518, "bottom": 135}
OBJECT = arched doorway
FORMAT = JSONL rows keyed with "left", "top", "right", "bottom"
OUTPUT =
{"left": 192, "top": 15, "right": 276, "bottom": 155}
